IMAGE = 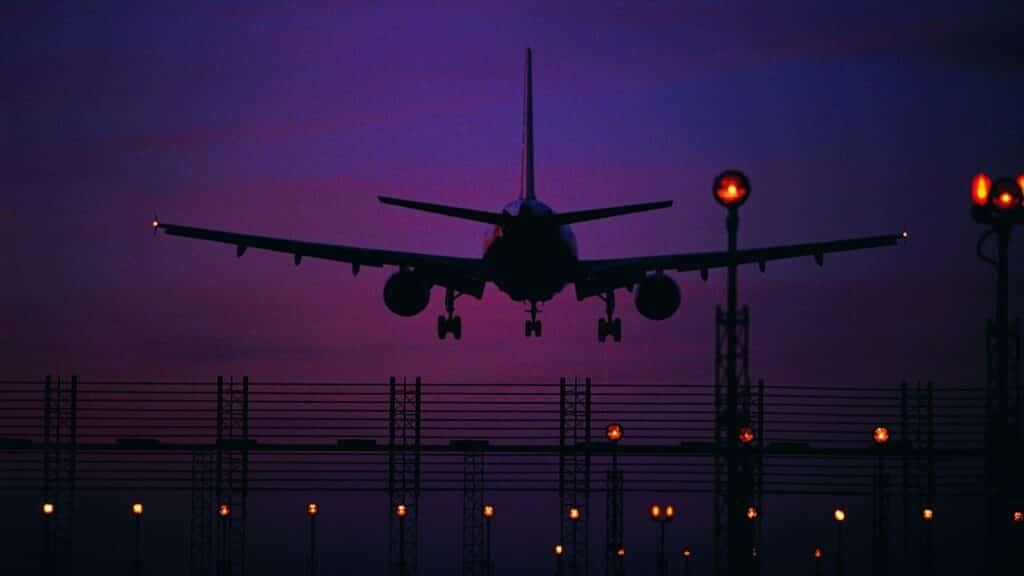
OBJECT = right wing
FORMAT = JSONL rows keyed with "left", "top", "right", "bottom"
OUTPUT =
{"left": 155, "top": 221, "right": 487, "bottom": 297}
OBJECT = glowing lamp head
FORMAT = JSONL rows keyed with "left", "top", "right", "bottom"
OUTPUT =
{"left": 132, "top": 503, "right": 144, "bottom": 516}
{"left": 813, "top": 547, "right": 823, "bottom": 559}
{"left": 972, "top": 173, "right": 991, "bottom": 207}
{"left": 483, "top": 505, "right": 495, "bottom": 518}
{"left": 395, "top": 504, "right": 408, "bottom": 518}
{"left": 922, "top": 507, "right": 934, "bottom": 521}
{"left": 833, "top": 508, "right": 846, "bottom": 522}
{"left": 665, "top": 505, "right": 676, "bottom": 520}
{"left": 991, "top": 178, "right": 1022, "bottom": 212}
{"left": 683, "top": 548, "right": 692, "bottom": 558}
{"left": 554, "top": 544, "right": 564, "bottom": 557}
{"left": 569, "top": 507, "right": 581, "bottom": 521}
{"left": 42, "top": 502, "right": 55, "bottom": 516}
{"left": 713, "top": 170, "right": 751, "bottom": 208}
{"left": 746, "top": 506, "right": 758, "bottom": 520}
{"left": 1013, "top": 511, "right": 1023, "bottom": 523}
{"left": 307, "top": 503, "right": 318, "bottom": 517}
{"left": 218, "top": 504, "right": 230, "bottom": 517}
{"left": 873, "top": 426, "right": 890, "bottom": 445}
{"left": 650, "top": 504, "right": 661, "bottom": 519}
{"left": 616, "top": 548, "right": 625, "bottom": 557}
{"left": 738, "top": 426, "right": 755, "bottom": 445}
{"left": 605, "top": 423, "right": 623, "bottom": 443}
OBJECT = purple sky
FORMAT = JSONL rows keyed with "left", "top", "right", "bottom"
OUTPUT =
{"left": 3, "top": 1, "right": 1024, "bottom": 573}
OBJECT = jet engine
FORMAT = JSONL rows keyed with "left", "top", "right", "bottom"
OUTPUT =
{"left": 634, "top": 273, "right": 680, "bottom": 320}
{"left": 383, "top": 270, "right": 431, "bottom": 317}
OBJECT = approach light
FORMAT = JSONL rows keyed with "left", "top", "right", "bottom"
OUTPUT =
{"left": 991, "top": 178, "right": 1022, "bottom": 212}
{"left": 218, "top": 504, "right": 230, "bottom": 517}
{"left": 132, "top": 503, "right": 144, "bottom": 516}
{"left": 665, "top": 505, "right": 676, "bottom": 520}
{"left": 1014, "top": 511, "right": 1023, "bottom": 523}
{"left": 813, "top": 547, "right": 823, "bottom": 559}
{"left": 395, "top": 504, "right": 408, "bottom": 518}
{"left": 569, "top": 507, "right": 581, "bottom": 521}
{"left": 683, "top": 548, "right": 692, "bottom": 558}
{"left": 616, "top": 548, "right": 625, "bottom": 557}
{"left": 307, "top": 503, "right": 318, "bottom": 517}
{"left": 42, "top": 502, "right": 55, "bottom": 516}
{"left": 922, "top": 507, "right": 934, "bottom": 521}
{"left": 650, "top": 505, "right": 661, "bottom": 519}
{"left": 746, "top": 506, "right": 758, "bottom": 520}
{"left": 739, "top": 426, "right": 755, "bottom": 445}
{"left": 554, "top": 544, "right": 564, "bottom": 556}
{"left": 713, "top": 170, "right": 751, "bottom": 208}
{"left": 833, "top": 508, "right": 846, "bottom": 522}
{"left": 873, "top": 426, "right": 890, "bottom": 445}
{"left": 483, "top": 505, "right": 495, "bottom": 518}
{"left": 972, "top": 173, "right": 992, "bottom": 207}
{"left": 606, "top": 423, "right": 623, "bottom": 443}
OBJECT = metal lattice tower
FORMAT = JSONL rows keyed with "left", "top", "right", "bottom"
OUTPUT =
{"left": 216, "top": 376, "right": 249, "bottom": 576}
{"left": 560, "top": 377, "right": 591, "bottom": 576}
{"left": 461, "top": 442, "right": 487, "bottom": 576}
{"left": 389, "top": 377, "right": 421, "bottom": 576}
{"left": 41, "top": 375, "right": 77, "bottom": 576}
{"left": 190, "top": 448, "right": 216, "bottom": 576}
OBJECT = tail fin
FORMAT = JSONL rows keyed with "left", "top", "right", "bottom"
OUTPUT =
{"left": 520, "top": 48, "right": 535, "bottom": 200}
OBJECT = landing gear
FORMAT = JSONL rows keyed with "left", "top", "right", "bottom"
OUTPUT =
{"left": 525, "top": 301, "right": 542, "bottom": 338}
{"left": 437, "top": 288, "right": 462, "bottom": 340}
{"left": 597, "top": 290, "right": 622, "bottom": 343}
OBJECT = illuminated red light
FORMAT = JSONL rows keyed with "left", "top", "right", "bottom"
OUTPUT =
{"left": 683, "top": 548, "right": 692, "bottom": 558}
{"left": 972, "top": 173, "right": 991, "bottom": 207}
{"left": 813, "top": 547, "right": 823, "bottom": 559}
{"left": 218, "top": 504, "right": 230, "bottom": 517}
{"left": 739, "top": 426, "right": 755, "bottom": 445}
{"left": 483, "top": 505, "right": 495, "bottom": 518}
{"left": 616, "top": 548, "right": 625, "bottom": 557}
{"left": 605, "top": 423, "right": 623, "bottom": 442}
{"left": 713, "top": 170, "right": 751, "bottom": 208}
{"left": 307, "top": 503, "right": 318, "bottom": 516}
{"left": 395, "top": 504, "right": 408, "bottom": 518}
{"left": 569, "top": 507, "right": 581, "bottom": 521}
{"left": 1013, "top": 511, "right": 1023, "bottom": 523}
{"left": 873, "top": 426, "right": 890, "bottom": 445}
{"left": 746, "top": 506, "right": 758, "bottom": 520}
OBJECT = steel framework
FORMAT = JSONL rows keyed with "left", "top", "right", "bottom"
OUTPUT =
{"left": 389, "top": 377, "right": 421, "bottom": 576}
{"left": 41, "top": 375, "right": 77, "bottom": 576}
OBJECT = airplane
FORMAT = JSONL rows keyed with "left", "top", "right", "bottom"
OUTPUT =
{"left": 153, "top": 49, "right": 905, "bottom": 342}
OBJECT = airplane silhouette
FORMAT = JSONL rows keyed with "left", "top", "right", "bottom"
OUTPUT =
{"left": 154, "top": 49, "right": 904, "bottom": 342}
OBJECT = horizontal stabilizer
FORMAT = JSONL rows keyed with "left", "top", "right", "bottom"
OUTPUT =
{"left": 378, "top": 196, "right": 505, "bottom": 224}
{"left": 553, "top": 200, "right": 673, "bottom": 225}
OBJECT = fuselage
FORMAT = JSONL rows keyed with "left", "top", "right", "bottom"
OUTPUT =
{"left": 482, "top": 198, "right": 578, "bottom": 302}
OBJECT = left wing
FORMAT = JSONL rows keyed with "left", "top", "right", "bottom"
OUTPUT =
{"left": 574, "top": 233, "right": 905, "bottom": 298}
{"left": 155, "top": 221, "right": 487, "bottom": 297}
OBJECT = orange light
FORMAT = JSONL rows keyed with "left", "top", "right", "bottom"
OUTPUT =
{"left": 554, "top": 544, "right": 564, "bottom": 556}
{"left": 650, "top": 504, "right": 661, "bottom": 519}
{"left": 42, "top": 502, "right": 55, "bottom": 516}
{"left": 132, "top": 503, "right": 144, "bottom": 516}
{"left": 606, "top": 423, "right": 623, "bottom": 443}
{"left": 739, "top": 426, "right": 755, "bottom": 445}
{"left": 683, "top": 548, "right": 692, "bottom": 558}
{"left": 569, "top": 507, "right": 581, "bottom": 521}
{"left": 395, "top": 504, "right": 408, "bottom": 518}
{"left": 873, "top": 426, "right": 890, "bottom": 445}
{"left": 972, "top": 173, "right": 991, "bottom": 206}
{"left": 995, "top": 192, "right": 1016, "bottom": 210}
{"left": 922, "top": 507, "right": 934, "bottom": 521}
{"left": 746, "top": 506, "right": 758, "bottom": 520}
{"left": 1018, "top": 175, "right": 1024, "bottom": 200}
{"left": 813, "top": 547, "right": 823, "bottom": 559}
{"left": 307, "top": 503, "right": 318, "bottom": 517}
{"left": 713, "top": 170, "right": 751, "bottom": 208}
{"left": 833, "top": 508, "right": 846, "bottom": 522}
{"left": 616, "top": 548, "right": 625, "bottom": 557}
{"left": 218, "top": 504, "right": 230, "bottom": 517}
{"left": 665, "top": 505, "right": 676, "bottom": 519}
{"left": 483, "top": 505, "right": 495, "bottom": 518}
{"left": 1013, "top": 511, "right": 1023, "bottom": 523}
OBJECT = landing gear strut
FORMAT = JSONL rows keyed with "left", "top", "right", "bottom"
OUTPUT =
{"left": 437, "top": 288, "right": 462, "bottom": 340}
{"left": 525, "top": 301, "right": 542, "bottom": 338}
{"left": 597, "top": 290, "right": 622, "bottom": 343}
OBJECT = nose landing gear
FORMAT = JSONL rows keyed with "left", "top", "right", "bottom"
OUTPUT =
{"left": 437, "top": 288, "right": 462, "bottom": 340}
{"left": 525, "top": 301, "right": 542, "bottom": 338}
{"left": 597, "top": 290, "right": 621, "bottom": 343}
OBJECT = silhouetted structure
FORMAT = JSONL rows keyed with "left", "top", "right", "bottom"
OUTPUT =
{"left": 389, "top": 377, "right": 421, "bottom": 576}
{"left": 460, "top": 441, "right": 487, "bottom": 576}
{"left": 216, "top": 376, "right": 249, "bottom": 576}
{"left": 41, "top": 375, "right": 77, "bottom": 576}
{"left": 560, "top": 377, "right": 591, "bottom": 576}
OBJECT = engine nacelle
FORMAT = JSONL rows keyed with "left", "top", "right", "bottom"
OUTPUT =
{"left": 634, "top": 273, "right": 680, "bottom": 320}
{"left": 383, "top": 271, "right": 431, "bottom": 317}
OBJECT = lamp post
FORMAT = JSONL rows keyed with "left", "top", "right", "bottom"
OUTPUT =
{"left": 682, "top": 548, "right": 693, "bottom": 576}
{"left": 833, "top": 508, "right": 846, "bottom": 576}
{"left": 554, "top": 544, "right": 565, "bottom": 576}
{"left": 650, "top": 504, "right": 675, "bottom": 576}
{"left": 606, "top": 423, "right": 624, "bottom": 576}
{"left": 872, "top": 426, "right": 890, "bottom": 576}
{"left": 396, "top": 503, "right": 409, "bottom": 576}
{"left": 568, "top": 507, "right": 581, "bottom": 576}
{"left": 483, "top": 504, "right": 495, "bottom": 576}
{"left": 921, "top": 507, "right": 934, "bottom": 575}
{"left": 217, "top": 503, "right": 230, "bottom": 576}
{"left": 306, "top": 503, "right": 319, "bottom": 576}
{"left": 41, "top": 501, "right": 55, "bottom": 576}
{"left": 812, "top": 547, "right": 823, "bottom": 576}
{"left": 132, "top": 503, "right": 144, "bottom": 576}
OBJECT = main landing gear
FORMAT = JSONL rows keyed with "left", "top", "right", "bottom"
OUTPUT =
{"left": 525, "top": 301, "right": 542, "bottom": 338}
{"left": 598, "top": 290, "right": 622, "bottom": 343}
{"left": 437, "top": 288, "right": 462, "bottom": 340}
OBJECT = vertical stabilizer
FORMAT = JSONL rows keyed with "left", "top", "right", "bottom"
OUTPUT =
{"left": 520, "top": 48, "right": 536, "bottom": 200}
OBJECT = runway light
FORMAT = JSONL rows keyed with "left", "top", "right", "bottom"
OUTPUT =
{"left": 972, "top": 173, "right": 991, "bottom": 207}
{"left": 650, "top": 505, "right": 661, "bottom": 519}
{"left": 132, "top": 503, "right": 144, "bottom": 516}
{"left": 483, "top": 505, "right": 495, "bottom": 518}
{"left": 873, "top": 426, "right": 890, "bottom": 445}
{"left": 713, "top": 170, "right": 751, "bottom": 208}
{"left": 606, "top": 423, "right": 623, "bottom": 443}
{"left": 813, "top": 547, "right": 823, "bottom": 559}
{"left": 992, "top": 178, "right": 1022, "bottom": 211}
{"left": 616, "top": 548, "right": 625, "bottom": 557}
{"left": 746, "top": 506, "right": 758, "bottom": 520}
{"left": 739, "top": 426, "right": 755, "bottom": 445}
{"left": 218, "top": 504, "right": 230, "bottom": 518}
{"left": 569, "top": 507, "right": 581, "bottom": 521}
{"left": 683, "top": 548, "right": 692, "bottom": 558}
{"left": 152, "top": 218, "right": 159, "bottom": 229}
{"left": 554, "top": 544, "right": 564, "bottom": 556}
{"left": 1018, "top": 175, "right": 1024, "bottom": 202}
{"left": 665, "top": 505, "right": 676, "bottom": 520}
{"left": 307, "top": 503, "right": 318, "bottom": 517}
{"left": 395, "top": 504, "right": 408, "bottom": 518}
{"left": 922, "top": 507, "right": 934, "bottom": 521}
{"left": 834, "top": 508, "right": 846, "bottom": 522}
{"left": 901, "top": 230, "right": 909, "bottom": 239}
{"left": 1013, "top": 511, "right": 1023, "bottom": 523}
{"left": 42, "top": 502, "right": 55, "bottom": 516}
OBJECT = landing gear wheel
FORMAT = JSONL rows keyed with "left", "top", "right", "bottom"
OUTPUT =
{"left": 438, "top": 315, "right": 447, "bottom": 340}
{"left": 598, "top": 318, "right": 608, "bottom": 343}
{"left": 597, "top": 291, "right": 622, "bottom": 343}
{"left": 611, "top": 317, "right": 621, "bottom": 342}
{"left": 438, "top": 288, "right": 463, "bottom": 340}
{"left": 451, "top": 316, "right": 462, "bottom": 340}
{"left": 524, "top": 301, "right": 543, "bottom": 338}
{"left": 535, "top": 321, "right": 542, "bottom": 337}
